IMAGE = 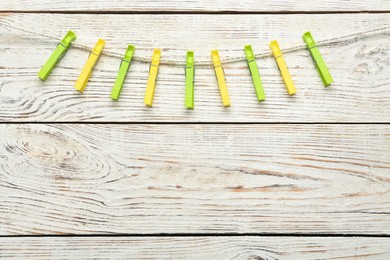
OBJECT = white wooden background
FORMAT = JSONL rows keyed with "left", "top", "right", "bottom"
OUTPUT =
{"left": 0, "top": 1, "right": 389, "bottom": 259}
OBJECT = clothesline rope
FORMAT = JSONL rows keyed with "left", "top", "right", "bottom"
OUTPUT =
{"left": 3, "top": 23, "right": 390, "bottom": 67}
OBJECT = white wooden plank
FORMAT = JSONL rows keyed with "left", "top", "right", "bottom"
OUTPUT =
{"left": 0, "top": 13, "right": 389, "bottom": 122}
{"left": 1, "top": 236, "right": 390, "bottom": 259}
{"left": 1, "top": 0, "right": 390, "bottom": 12}
{"left": 0, "top": 124, "right": 389, "bottom": 235}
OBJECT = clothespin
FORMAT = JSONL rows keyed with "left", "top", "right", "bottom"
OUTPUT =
{"left": 144, "top": 49, "right": 161, "bottom": 107}
{"left": 185, "top": 51, "right": 195, "bottom": 109}
{"left": 269, "top": 40, "right": 296, "bottom": 96}
{"left": 74, "top": 38, "right": 105, "bottom": 93}
{"left": 38, "top": 31, "right": 77, "bottom": 81}
{"left": 302, "top": 32, "right": 333, "bottom": 87}
{"left": 244, "top": 45, "right": 265, "bottom": 102}
{"left": 110, "top": 45, "right": 135, "bottom": 101}
{"left": 211, "top": 50, "right": 230, "bottom": 107}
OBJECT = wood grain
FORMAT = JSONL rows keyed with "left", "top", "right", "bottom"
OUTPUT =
{"left": 1, "top": 124, "right": 389, "bottom": 235}
{"left": 0, "top": 2, "right": 389, "bottom": 259}
{"left": 1, "top": 236, "right": 390, "bottom": 259}
{"left": 0, "top": 13, "right": 389, "bottom": 122}
{"left": 1, "top": 0, "right": 390, "bottom": 12}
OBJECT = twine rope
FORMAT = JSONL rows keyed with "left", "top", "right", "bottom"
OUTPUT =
{"left": 3, "top": 23, "right": 390, "bottom": 67}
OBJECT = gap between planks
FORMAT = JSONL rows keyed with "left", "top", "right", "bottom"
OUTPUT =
{"left": 0, "top": 122, "right": 389, "bottom": 125}
{"left": 1, "top": 233, "right": 390, "bottom": 238}
{"left": 0, "top": 10, "right": 390, "bottom": 14}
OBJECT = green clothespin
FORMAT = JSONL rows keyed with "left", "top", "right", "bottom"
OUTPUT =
{"left": 38, "top": 31, "right": 77, "bottom": 81}
{"left": 244, "top": 45, "right": 265, "bottom": 102}
{"left": 111, "top": 45, "right": 135, "bottom": 101}
{"left": 185, "top": 51, "right": 195, "bottom": 109}
{"left": 302, "top": 32, "right": 334, "bottom": 87}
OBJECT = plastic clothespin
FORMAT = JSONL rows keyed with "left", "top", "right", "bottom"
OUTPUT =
{"left": 185, "top": 51, "right": 195, "bottom": 109}
{"left": 302, "top": 32, "right": 333, "bottom": 87}
{"left": 211, "top": 50, "right": 230, "bottom": 107}
{"left": 244, "top": 45, "right": 265, "bottom": 102}
{"left": 144, "top": 49, "right": 161, "bottom": 107}
{"left": 74, "top": 38, "right": 105, "bottom": 93}
{"left": 110, "top": 45, "right": 135, "bottom": 101}
{"left": 269, "top": 40, "right": 296, "bottom": 96}
{"left": 38, "top": 31, "right": 77, "bottom": 81}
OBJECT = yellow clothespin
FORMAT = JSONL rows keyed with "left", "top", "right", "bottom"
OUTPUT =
{"left": 144, "top": 49, "right": 161, "bottom": 107}
{"left": 211, "top": 50, "right": 230, "bottom": 107}
{"left": 269, "top": 40, "right": 296, "bottom": 96}
{"left": 74, "top": 38, "right": 105, "bottom": 93}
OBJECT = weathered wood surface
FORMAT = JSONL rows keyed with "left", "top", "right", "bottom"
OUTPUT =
{"left": 0, "top": 13, "right": 389, "bottom": 122}
{"left": 1, "top": 0, "right": 390, "bottom": 12}
{"left": 0, "top": 1, "right": 389, "bottom": 258}
{"left": 1, "top": 236, "right": 390, "bottom": 259}
{"left": 1, "top": 124, "right": 389, "bottom": 235}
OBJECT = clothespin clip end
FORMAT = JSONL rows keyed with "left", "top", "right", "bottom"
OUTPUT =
{"left": 302, "top": 32, "right": 315, "bottom": 48}
{"left": 269, "top": 40, "right": 282, "bottom": 58}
